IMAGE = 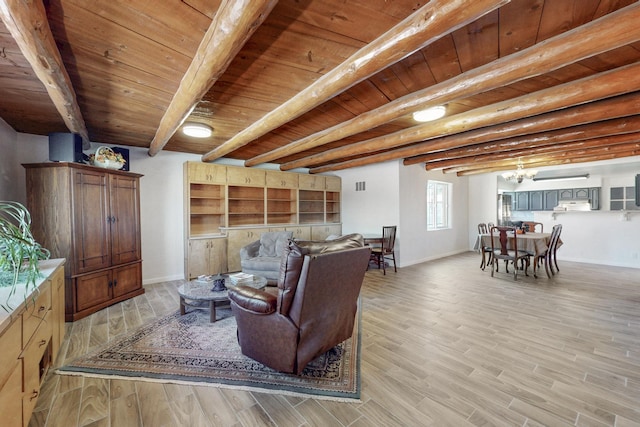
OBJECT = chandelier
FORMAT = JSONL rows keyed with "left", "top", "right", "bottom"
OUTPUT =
{"left": 501, "top": 159, "right": 537, "bottom": 183}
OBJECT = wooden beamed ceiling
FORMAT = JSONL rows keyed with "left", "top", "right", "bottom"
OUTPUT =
{"left": 1, "top": 0, "right": 639, "bottom": 175}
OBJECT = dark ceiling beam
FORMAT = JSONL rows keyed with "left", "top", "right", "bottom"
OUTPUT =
{"left": 249, "top": 2, "right": 640, "bottom": 167}
{"left": 420, "top": 116, "right": 640, "bottom": 169}
{"left": 0, "top": 0, "right": 89, "bottom": 148}
{"left": 427, "top": 131, "right": 640, "bottom": 171}
{"left": 285, "top": 61, "right": 640, "bottom": 171}
{"left": 308, "top": 93, "right": 640, "bottom": 173}
{"left": 447, "top": 143, "right": 640, "bottom": 176}
{"left": 309, "top": 92, "right": 640, "bottom": 174}
{"left": 148, "top": 0, "right": 278, "bottom": 157}
{"left": 201, "top": 0, "right": 510, "bottom": 163}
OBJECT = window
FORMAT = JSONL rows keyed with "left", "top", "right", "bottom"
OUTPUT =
{"left": 427, "top": 180, "right": 452, "bottom": 230}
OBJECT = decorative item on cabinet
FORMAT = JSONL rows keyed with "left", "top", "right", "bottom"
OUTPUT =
{"left": 24, "top": 163, "right": 143, "bottom": 321}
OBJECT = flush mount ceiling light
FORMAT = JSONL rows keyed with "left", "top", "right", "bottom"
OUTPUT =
{"left": 501, "top": 158, "right": 537, "bottom": 183}
{"left": 182, "top": 122, "right": 213, "bottom": 138}
{"left": 412, "top": 105, "right": 446, "bottom": 122}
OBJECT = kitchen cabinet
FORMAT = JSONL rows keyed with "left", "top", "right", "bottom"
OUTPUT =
{"left": 589, "top": 188, "right": 600, "bottom": 210}
{"left": 559, "top": 189, "right": 574, "bottom": 199}
{"left": 515, "top": 191, "right": 530, "bottom": 211}
{"left": 543, "top": 190, "right": 559, "bottom": 211}
{"left": 25, "top": 163, "right": 143, "bottom": 321}
{"left": 529, "top": 191, "right": 543, "bottom": 211}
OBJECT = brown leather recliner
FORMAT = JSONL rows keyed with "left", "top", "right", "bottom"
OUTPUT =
{"left": 228, "top": 234, "right": 370, "bottom": 374}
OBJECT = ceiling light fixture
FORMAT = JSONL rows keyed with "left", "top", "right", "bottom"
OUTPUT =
{"left": 532, "top": 174, "right": 590, "bottom": 182}
{"left": 501, "top": 158, "right": 537, "bottom": 183}
{"left": 412, "top": 105, "right": 446, "bottom": 122}
{"left": 182, "top": 122, "right": 213, "bottom": 138}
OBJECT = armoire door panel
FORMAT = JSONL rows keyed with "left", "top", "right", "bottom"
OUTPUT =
{"left": 72, "top": 169, "right": 111, "bottom": 273}
{"left": 111, "top": 263, "right": 142, "bottom": 298}
{"left": 75, "top": 270, "right": 112, "bottom": 312}
{"left": 109, "top": 175, "right": 141, "bottom": 265}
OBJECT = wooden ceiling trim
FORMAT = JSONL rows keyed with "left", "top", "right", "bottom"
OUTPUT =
{"left": 147, "top": 0, "right": 279, "bottom": 157}
{"left": 425, "top": 129, "right": 640, "bottom": 171}
{"left": 249, "top": 3, "right": 640, "bottom": 168}
{"left": 0, "top": 0, "right": 89, "bottom": 146}
{"left": 280, "top": 60, "right": 640, "bottom": 171}
{"left": 201, "top": 0, "right": 510, "bottom": 162}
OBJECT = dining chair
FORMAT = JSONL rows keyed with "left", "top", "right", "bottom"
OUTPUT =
{"left": 370, "top": 226, "right": 397, "bottom": 275}
{"left": 533, "top": 224, "right": 562, "bottom": 278}
{"left": 490, "top": 226, "right": 530, "bottom": 280}
{"left": 477, "top": 223, "right": 492, "bottom": 270}
{"left": 523, "top": 221, "right": 543, "bottom": 233}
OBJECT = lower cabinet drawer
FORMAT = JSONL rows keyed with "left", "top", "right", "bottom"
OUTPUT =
{"left": 0, "top": 360, "right": 22, "bottom": 427}
{"left": 22, "top": 309, "right": 53, "bottom": 417}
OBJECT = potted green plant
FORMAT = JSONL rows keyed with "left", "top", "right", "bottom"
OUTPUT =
{"left": 0, "top": 201, "right": 50, "bottom": 311}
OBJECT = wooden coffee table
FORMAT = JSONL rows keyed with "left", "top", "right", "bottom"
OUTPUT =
{"left": 177, "top": 275, "right": 267, "bottom": 322}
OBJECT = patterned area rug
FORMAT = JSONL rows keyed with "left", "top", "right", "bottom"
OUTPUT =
{"left": 57, "top": 307, "right": 361, "bottom": 401}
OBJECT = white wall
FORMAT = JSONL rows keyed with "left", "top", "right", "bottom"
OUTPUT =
{"left": 468, "top": 173, "right": 499, "bottom": 248}
{"left": 335, "top": 161, "right": 471, "bottom": 267}
{"left": 399, "top": 165, "right": 469, "bottom": 266}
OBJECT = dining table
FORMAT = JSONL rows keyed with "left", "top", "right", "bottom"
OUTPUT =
{"left": 475, "top": 231, "right": 562, "bottom": 277}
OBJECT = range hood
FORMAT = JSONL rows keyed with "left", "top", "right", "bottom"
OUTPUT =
{"left": 554, "top": 199, "right": 591, "bottom": 211}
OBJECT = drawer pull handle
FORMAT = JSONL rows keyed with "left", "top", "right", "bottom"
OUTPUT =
{"left": 30, "top": 390, "right": 39, "bottom": 401}
{"left": 38, "top": 339, "right": 47, "bottom": 347}
{"left": 38, "top": 305, "right": 46, "bottom": 313}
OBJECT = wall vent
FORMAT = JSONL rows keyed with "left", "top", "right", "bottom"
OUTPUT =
{"left": 355, "top": 181, "right": 366, "bottom": 191}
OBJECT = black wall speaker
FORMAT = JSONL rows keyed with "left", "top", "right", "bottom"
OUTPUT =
{"left": 48, "top": 133, "right": 83, "bottom": 162}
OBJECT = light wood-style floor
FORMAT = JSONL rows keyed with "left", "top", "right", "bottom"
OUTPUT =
{"left": 29, "top": 252, "right": 640, "bottom": 427}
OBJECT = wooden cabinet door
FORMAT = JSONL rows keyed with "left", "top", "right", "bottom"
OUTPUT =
{"left": 227, "top": 229, "right": 263, "bottom": 272}
{"left": 72, "top": 169, "right": 111, "bottom": 274}
{"left": 112, "top": 262, "right": 142, "bottom": 298}
{"left": 109, "top": 174, "right": 141, "bottom": 265}
{"left": 325, "top": 176, "right": 341, "bottom": 191}
{"left": 75, "top": 270, "right": 112, "bottom": 312}
{"left": 227, "top": 166, "right": 265, "bottom": 186}
{"left": 187, "top": 239, "right": 227, "bottom": 278}
{"left": 266, "top": 170, "right": 298, "bottom": 188}
{"left": 187, "top": 162, "right": 226, "bottom": 184}
{"left": 299, "top": 174, "right": 324, "bottom": 190}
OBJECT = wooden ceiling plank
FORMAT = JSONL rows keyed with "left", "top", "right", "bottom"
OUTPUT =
{"left": 202, "top": 0, "right": 510, "bottom": 162}
{"left": 0, "top": 0, "right": 89, "bottom": 146}
{"left": 147, "top": 0, "right": 279, "bottom": 157}
{"left": 252, "top": 2, "right": 640, "bottom": 168}
{"left": 306, "top": 91, "right": 640, "bottom": 173}
{"left": 283, "top": 60, "right": 640, "bottom": 170}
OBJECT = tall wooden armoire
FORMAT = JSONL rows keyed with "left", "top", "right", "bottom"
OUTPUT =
{"left": 24, "top": 163, "right": 144, "bottom": 321}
